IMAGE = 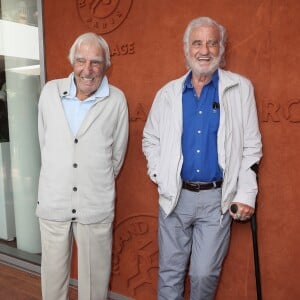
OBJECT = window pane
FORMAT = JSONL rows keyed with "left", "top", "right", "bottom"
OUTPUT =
{"left": 0, "top": 0, "right": 43, "bottom": 253}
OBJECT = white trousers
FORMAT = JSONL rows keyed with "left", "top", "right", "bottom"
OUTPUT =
{"left": 39, "top": 219, "right": 112, "bottom": 300}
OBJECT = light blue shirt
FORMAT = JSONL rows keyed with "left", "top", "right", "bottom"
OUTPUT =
{"left": 62, "top": 73, "right": 109, "bottom": 136}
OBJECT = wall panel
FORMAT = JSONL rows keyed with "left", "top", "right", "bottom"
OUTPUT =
{"left": 43, "top": 1, "right": 300, "bottom": 299}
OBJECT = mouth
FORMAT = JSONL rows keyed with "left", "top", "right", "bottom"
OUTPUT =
{"left": 196, "top": 56, "right": 211, "bottom": 62}
{"left": 79, "top": 76, "right": 96, "bottom": 86}
{"left": 81, "top": 76, "right": 94, "bottom": 82}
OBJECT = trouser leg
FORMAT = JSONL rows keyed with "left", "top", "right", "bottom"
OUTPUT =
{"left": 188, "top": 189, "right": 231, "bottom": 300}
{"left": 73, "top": 222, "right": 113, "bottom": 300}
{"left": 39, "top": 219, "right": 72, "bottom": 300}
{"left": 158, "top": 201, "right": 193, "bottom": 300}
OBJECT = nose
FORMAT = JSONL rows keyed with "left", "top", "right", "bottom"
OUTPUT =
{"left": 199, "top": 43, "right": 210, "bottom": 54}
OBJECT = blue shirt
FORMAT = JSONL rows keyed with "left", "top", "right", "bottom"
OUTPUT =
{"left": 181, "top": 70, "right": 223, "bottom": 182}
{"left": 62, "top": 73, "right": 109, "bottom": 136}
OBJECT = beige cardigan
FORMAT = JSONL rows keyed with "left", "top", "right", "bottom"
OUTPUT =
{"left": 36, "top": 76, "right": 128, "bottom": 224}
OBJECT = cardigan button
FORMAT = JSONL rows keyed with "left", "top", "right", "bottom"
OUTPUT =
{"left": 72, "top": 217, "right": 76, "bottom": 221}
{"left": 74, "top": 139, "right": 78, "bottom": 143}
{"left": 73, "top": 163, "right": 78, "bottom": 168}
{"left": 73, "top": 187, "right": 77, "bottom": 192}
{"left": 72, "top": 209, "right": 76, "bottom": 213}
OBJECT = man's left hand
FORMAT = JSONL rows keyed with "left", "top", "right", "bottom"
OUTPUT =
{"left": 230, "top": 202, "right": 254, "bottom": 221}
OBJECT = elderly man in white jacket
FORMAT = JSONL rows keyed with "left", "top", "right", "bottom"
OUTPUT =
{"left": 142, "top": 17, "right": 262, "bottom": 300}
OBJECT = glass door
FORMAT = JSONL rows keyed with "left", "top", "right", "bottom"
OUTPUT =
{"left": 0, "top": 0, "right": 44, "bottom": 255}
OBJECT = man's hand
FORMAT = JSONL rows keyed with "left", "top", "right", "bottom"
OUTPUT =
{"left": 230, "top": 202, "right": 255, "bottom": 221}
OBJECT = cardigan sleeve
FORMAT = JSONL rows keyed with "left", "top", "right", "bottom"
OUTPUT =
{"left": 112, "top": 94, "right": 129, "bottom": 177}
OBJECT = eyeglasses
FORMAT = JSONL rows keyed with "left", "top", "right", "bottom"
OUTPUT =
{"left": 191, "top": 40, "right": 219, "bottom": 49}
{"left": 74, "top": 57, "right": 104, "bottom": 68}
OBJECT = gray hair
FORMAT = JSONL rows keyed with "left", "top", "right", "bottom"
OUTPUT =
{"left": 68, "top": 32, "right": 111, "bottom": 70}
{"left": 183, "top": 17, "right": 227, "bottom": 67}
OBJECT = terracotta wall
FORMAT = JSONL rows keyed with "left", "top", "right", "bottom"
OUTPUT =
{"left": 42, "top": 1, "right": 300, "bottom": 299}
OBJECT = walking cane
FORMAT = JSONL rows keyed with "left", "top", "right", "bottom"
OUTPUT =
{"left": 230, "top": 163, "right": 262, "bottom": 300}
{"left": 250, "top": 211, "right": 262, "bottom": 300}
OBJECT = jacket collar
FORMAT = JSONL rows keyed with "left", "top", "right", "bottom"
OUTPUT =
{"left": 57, "top": 74, "right": 72, "bottom": 98}
{"left": 218, "top": 69, "right": 239, "bottom": 95}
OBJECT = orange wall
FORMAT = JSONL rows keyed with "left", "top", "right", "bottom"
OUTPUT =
{"left": 43, "top": 1, "right": 300, "bottom": 299}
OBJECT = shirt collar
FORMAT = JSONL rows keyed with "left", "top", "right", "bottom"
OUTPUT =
{"left": 183, "top": 71, "right": 193, "bottom": 91}
{"left": 68, "top": 73, "right": 110, "bottom": 101}
{"left": 183, "top": 69, "right": 219, "bottom": 91}
{"left": 211, "top": 70, "right": 219, "bottom": 88}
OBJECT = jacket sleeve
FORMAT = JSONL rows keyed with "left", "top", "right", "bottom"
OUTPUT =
{"left": 38, "top": 84, "right": 48, "bottom": 150}
{"left": 142, "top": 90, "right": 164, "bottom": 184}
{"left": 112, "top": 95, "right": 129, "bottom": 178}
{"left": 233, "top": 80, "right": 262, "bottom": 207}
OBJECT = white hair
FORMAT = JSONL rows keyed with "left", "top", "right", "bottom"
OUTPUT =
{"left": 68, "top": 32, "right": 111, "bottom": 70}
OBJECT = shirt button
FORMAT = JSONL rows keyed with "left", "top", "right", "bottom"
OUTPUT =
{"left": 196, "top": 149, "right": 200, "bottom": 153}
{"left": 198, "top": 111, "right": 202, "bottom": 114}
{"left": 73, "top": 187, "right": 77, "bottom": 192}
{"left": 73, "top": 163, "right": 78, "bottom": 168}
{"left": 72, "top": 209, "right": 76, "bottom": 213}
{"left": 197, "top": 130, "right": 202, "bottom": 134}
{"left": 196, "top": 169, "right": 200, "bottom": 173}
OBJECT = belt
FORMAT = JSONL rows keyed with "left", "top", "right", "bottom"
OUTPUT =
{"left": 182, "top": 180, "right": 223, "bottom": 192}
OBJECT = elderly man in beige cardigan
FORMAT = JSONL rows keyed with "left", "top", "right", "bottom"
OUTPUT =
{"left": 36, "top": 32, "right": 129, "bottom": 300}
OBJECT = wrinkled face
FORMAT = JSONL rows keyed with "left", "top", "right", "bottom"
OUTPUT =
{"left": 186, "top": 25, "right": 221, "bottom": 77}
{"left": 73, "top": 42, "right": 106, "bottom": 100}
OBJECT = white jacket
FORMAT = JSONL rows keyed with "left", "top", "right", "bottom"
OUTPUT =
{"left": 142, "top": 69, "right": 262, "bottom": 216}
